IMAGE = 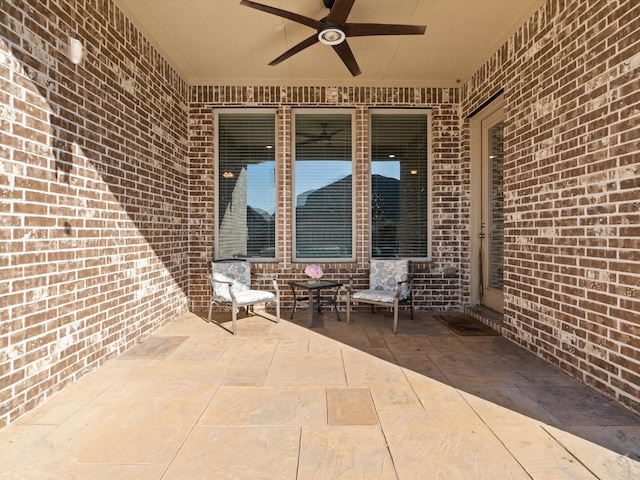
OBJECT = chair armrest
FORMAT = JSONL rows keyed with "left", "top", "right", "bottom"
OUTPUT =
{"left": 208, "top": 274, "right": 236, "bottom": 301}
{"left": 394, "top": 278, "right": 408, "bottom": 298}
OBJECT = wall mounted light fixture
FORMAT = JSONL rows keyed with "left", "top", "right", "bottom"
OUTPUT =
{"left": 68, "top": 37, "right": 84, "bottom": 64}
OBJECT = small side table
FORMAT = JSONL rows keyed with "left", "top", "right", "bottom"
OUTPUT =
{"left": 288, "top": 279, "right": 343, "bottom": 328}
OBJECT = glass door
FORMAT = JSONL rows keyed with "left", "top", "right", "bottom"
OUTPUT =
{"left": 480, "top": 107, "right": 504, "bottom": 313}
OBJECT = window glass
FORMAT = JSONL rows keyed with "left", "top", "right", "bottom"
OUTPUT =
{"left": 370, "top": 112, "right": 430, "bottom": 258}
{"left": 216, "top": 111, "right": 276, "bottom": 259}
{"left": 294, "top": 112, "right": 353, "bottom": 260}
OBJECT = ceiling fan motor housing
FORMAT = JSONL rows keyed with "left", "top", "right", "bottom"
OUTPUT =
{"left": 318, "top": 22, "right": 346, "bottom": 45}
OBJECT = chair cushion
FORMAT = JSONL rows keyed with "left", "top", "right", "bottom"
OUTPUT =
{"left": 369, "top": 259, "right": 411, "bottom": 300}
{"left": 234, "top": 289, "right": 275, "bottom": 306}
{"left": 212, "top": 261, "right": 250, "bottom": 299}
{"left": 352, "top": 288, "right": 398, "bottom": 304}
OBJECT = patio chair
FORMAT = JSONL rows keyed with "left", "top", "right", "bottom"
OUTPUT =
{"left": 208, "top": 259, "right": 280, "bottom": 334}
{"left": 345, "top": 258, "right": 414, "bottom": 334}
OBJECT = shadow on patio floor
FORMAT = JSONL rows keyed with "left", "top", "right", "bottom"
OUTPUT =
{"left": 1, "top": 308, "right": 639, "bottom": 479}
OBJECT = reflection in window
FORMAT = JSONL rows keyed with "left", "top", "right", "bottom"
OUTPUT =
{"left": 371, "top": 112, "right": 429, "bottom": 258}
{"left": 488, "top": 121, "right": 504, "bottom": 289}
{"left": 216, "top": 111, "right": 276, "bottom": 259}
{"left": 294, "top": 112, "right": 354, "bottom": 260}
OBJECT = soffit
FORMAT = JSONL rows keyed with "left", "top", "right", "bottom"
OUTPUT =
{"left": 112, "top": 0, "right": 545, "bottom": 87}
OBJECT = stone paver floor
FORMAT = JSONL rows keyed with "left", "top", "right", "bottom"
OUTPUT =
{"left": 2, "top": 309, "right": 640, "bottom": 479}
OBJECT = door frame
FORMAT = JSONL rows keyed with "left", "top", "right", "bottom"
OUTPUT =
{"left": 469, "top": 94, "right": 504, "bottom": 308}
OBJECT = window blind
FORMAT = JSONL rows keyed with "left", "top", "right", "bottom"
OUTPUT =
{"left": 294, "top": 112, "right": 353, "bottom": 260}
{"left": 216, "top": 111, "right": 276, "bottom": 259}
{"left": 371, "top": 112, "right": 429, "bottom": 258}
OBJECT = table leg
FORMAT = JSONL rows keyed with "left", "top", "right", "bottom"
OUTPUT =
{"left": 290, "top": 285, "right": 297, "bottom": 320}
{"left": 308, "top": 289, "right": 314, "bottom": 328}
{"left": 333, "top": 287, "right": 342, "bottom": 321}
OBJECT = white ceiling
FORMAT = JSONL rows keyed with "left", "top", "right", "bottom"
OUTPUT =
{"left": 112, "top": 0, "right": 545, "bottom": 87}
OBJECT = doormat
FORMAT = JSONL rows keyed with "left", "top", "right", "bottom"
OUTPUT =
{"left": 435, "top": 313, "right": 501, "bottom": 336}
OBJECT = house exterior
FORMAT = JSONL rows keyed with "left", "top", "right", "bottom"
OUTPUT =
{"left": 0, "top": 0, "right": 638, "bottom": 427}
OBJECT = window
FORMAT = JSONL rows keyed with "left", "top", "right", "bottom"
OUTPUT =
{"left": 215, "top": 110, "right": 276, "bottom": 259}
{"left": 370, "top": 110, "right": 430, "bottom": 259}
{"left": 293, "top": 111, "right": 354, "bottom": 261}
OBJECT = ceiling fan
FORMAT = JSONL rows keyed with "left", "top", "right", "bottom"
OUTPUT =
{"left": 240, "top": 0, "right": 427, "bottom": 76}
{"left": 297, "top": 123, "right": 343, "bottom": 145}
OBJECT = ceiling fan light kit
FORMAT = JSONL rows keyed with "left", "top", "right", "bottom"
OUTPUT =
{"left": 318, "top": 27, "right": 346, "bottom": 46}
{"left": 240, "top": 0, "right": 426, "bottom": 76}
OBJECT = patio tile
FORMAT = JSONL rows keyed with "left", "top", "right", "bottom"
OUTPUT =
{"left": 360, "top": 347, "right": 398, "bottom": 363}
{"left": 544, "top": 425, "right": 640, "bottom": 479}
{"left": 0, "top": 424, "right": 72, "bottom": 478}
{"left": 369, "top": 381, "right": 423, "bottom": 411}
{"left": 221, "top": 367, "right": 269, "bottom": 386}
{"left": 378, "top": 410, "right": 530, "bottom": 479}
{"left": 382, "top": 334, "right": 436, "bottom": 355}
{"left": 298, "top": 426, "right": 396, "bottom": 480}
{"left": 394, "top": 353, "right": 447, "bottom": 379}
{"left": 3, "top": 311, "right": 640, "bottom": 479}
{"left": 161, "top": 335, "right": 232, "bottom": 363}
{"left": 403, "top": 370, "right": 470, "bottom": 411}
{"left": 48, "top": 395, "right": 209, "bottom": 465}
{"left": 327, "top": 388, "right": 377, "bottom": 426}
{"left": 427, "top": 351, "right": 534, "bottom": 388}
{"left": 200, "top": 386, "right": 327, "bottom": 426}
{"left": 0, "top": 425, "right": 166, "bottom": 479}
{"left": 206, "top": 310, "right": 278, "bottom": 336}
{"left": 67, "top": 464, "right": 167, "bottom": 480}
{"left": 100, "top": 364, "right": 222, "bottom": 398}
{"left": 458, "top": 386, "right": 563, "bottom": 426}
{"left": 156, "top": 311, "right": 224, "bottom": 337}
{"left": 265, "top": 352, "right": 347, "bottom": 387}
{"left": 308, "top": 332, "right": 343, "bottom": 354}
{"left": 119, "top": 335, "right": 188, "bottom": 358}
{"left": 214, "top": 337, "right": 279, "bottom": 369}
{"left": 491, "top": 425, "right": 598, "bottom": 479}
{"left": 323, "top": 329, "right": 377, "bottom": 351}
{"left": 15, "top": 366, "right": 132, "bottom": 426}
{"left": 164, "top": 425, "right": 300, "bottom": 480}
{"left": 366, "top": 332, "right": 390, "bottom": 349}
{"left": 342, "top": 348, "right": 406, "bottom": 385}
{"left": 518, "top": 385, "right": 640, "bottom": 427}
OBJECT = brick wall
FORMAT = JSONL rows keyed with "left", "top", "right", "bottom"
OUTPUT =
{"left": 0, "top": 0, "right": 190, "bottom": 427}
{"left": 2, "top": 0, "right": 638, "bottom": 428}
{"left": 188, "top": 86, "right": 464, "bottom": 312}
{"left": 461, "top": 0, "right": 640, "bottom": 412}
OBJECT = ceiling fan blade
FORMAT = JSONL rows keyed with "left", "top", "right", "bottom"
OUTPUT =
{"left": 269, "top": 34, "right": 319, "bottom": 66}
{"left": 344, "top": 23, "right": 426, "bottom": 37}
{"left": 332, "top": 40, "right": 361, "bottom": 76}
{"left": 326, "top": 0, "right": 356, "bottom": 24}
{"left": 240, "top": 0, "right": 322, "bottom": 30}
{"left": 297, "top": 138, "right": 318, "bottom": 145}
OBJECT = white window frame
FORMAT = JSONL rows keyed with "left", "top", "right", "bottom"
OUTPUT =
{"left": 292, "top": 108, "right": 356, "bottom": 263}
{"left": 369, "top": 108, "right": 432, "bottom": 261}
{"left": 214, "top": 108, "right": 278, "bottom": 261}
